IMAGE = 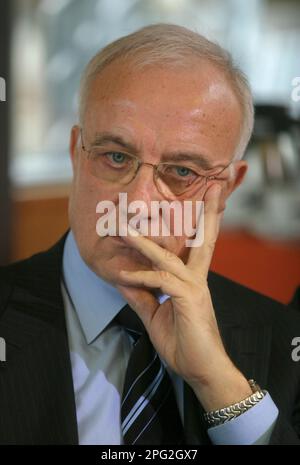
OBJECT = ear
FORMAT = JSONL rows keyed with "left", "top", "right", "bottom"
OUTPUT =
{"left": 227, "top": 160, "right": 248, "bottom": 195}
{"left": 69, "top": 125, "right": 81, "bottom": 172}
{"left": 218, "top": 160, "right": 248, "bottom": 212}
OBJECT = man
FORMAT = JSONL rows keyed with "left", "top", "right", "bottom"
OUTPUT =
{"left": 1, "top": 24, "right": 300, "bottom": 445}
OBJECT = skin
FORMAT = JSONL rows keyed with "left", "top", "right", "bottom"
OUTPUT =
{"left": 69, "top": 58, "right": 252, "bottom": 411}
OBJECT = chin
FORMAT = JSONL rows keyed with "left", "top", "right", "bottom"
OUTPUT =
{"left": 111, "top": 250, "right": 153, "bottom": 273}
{"left": 86, "top": 234, "right": 186, "bottom": 285}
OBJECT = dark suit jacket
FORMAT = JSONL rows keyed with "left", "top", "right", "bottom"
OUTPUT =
{"left": 0, "top": 234, "right": 300, "bottom": 445}
{"left": 289, "top": 287, "right": 300, "bottom": 311}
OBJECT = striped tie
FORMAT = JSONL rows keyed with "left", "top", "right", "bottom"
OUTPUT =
{"left": 117, "top": 304, "right": 184, "bottom": 445}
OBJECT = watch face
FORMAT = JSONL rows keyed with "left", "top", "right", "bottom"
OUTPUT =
{"left": 248, "top": 379, "right": 260, "bottom": 392}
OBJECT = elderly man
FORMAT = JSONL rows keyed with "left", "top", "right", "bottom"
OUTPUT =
{"left": 0, "top": 24, "right": 300, "bottom": 445}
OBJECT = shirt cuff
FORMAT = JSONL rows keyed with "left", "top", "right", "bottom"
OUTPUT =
{"left": 207, "top": 392, "right": 279, "bottom": 445}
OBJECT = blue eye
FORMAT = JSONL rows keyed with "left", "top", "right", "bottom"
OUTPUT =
{"left": 175, "top": 166, "right": 192, "bottom": 177}
{"left": 107, "top": 152, "right": 127, "bottom": 164}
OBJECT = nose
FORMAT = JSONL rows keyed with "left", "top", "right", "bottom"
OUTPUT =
{"left": 124, "top": 164, "right": 163, "bottom": 224}
{"left": 126, "top": 163, "right": 162, "bottom": 203}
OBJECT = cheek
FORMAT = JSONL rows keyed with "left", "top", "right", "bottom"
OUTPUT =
{"left": 74, "top": 167, "right": 118, "bottom": 211}
{"left": 203, "top": 180, "right": 228, "bottom": 213}
{"left": 178, "top": 242, "right": 190, "bottom": 264}
{"left": 217, "top": 182, "right": 231, "bottom": 212}
{"left": 70, "top": 175, "right": 104, "bottom": 231}
{"left": 170, "top": 235, "right": 188, "bottom": 261}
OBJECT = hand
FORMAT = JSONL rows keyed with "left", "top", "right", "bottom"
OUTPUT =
{"left": 117, "top": 184, "right": 252, "bottom": 411}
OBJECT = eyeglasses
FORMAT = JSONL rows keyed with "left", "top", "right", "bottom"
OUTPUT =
{"left": 80, "top": 129, "right": 233, "bottom": 199}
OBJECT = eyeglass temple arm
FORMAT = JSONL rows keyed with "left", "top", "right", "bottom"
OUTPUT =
{"left": 78, "top": 127, "right": 85, "bottom": 151}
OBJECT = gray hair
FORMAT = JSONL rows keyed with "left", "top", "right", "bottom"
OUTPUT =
{"left": 79, "top": 23, "right": 254, "bottom": 161}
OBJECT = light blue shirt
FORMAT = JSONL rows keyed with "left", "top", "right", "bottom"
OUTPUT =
{"left": 62, "top": 231, "right": 278, "bottom": 445}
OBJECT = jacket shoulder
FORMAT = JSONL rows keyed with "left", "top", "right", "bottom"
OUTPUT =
{"left": 0, "top": 233, "right": 67, "bottom": 319}
{"left": 208, "top": 271, "right": 300, "bottom": 328}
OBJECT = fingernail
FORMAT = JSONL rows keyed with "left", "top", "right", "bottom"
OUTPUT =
{"left": 127, "top": 224, "right": 140, "bottom": 237}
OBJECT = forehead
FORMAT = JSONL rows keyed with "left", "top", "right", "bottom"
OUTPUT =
{"left": 84, "top": 60, "right": 243, "bottom": 160}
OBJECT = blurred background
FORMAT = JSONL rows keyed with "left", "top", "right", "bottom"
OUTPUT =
{"left": 0, "top": 0, "right": 299, "bottom": 303}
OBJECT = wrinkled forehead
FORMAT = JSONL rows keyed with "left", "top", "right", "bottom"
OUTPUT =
{"left": 83, "top": 61, "right": 243, "bottom": 158}
{"left": 85, "top": 61, "right": 241, "bottom": 116}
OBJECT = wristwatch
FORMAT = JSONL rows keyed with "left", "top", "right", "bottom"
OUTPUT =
{"left": 204, "top": 379, "right": 266, "bottom": 427}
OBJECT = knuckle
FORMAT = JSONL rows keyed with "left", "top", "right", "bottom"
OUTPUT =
{"left": 162, "top": 249, "right": 179, "bottom": 264}
{"left": 158, "top": 270, "right": 172, "bottom": 281}
{"left": 206, "top": 240, "right": 216, "bottom": 253}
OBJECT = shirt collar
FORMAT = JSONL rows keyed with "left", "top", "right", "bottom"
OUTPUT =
{"left": 62, "top": 231, "right": 127, "bottom": 344}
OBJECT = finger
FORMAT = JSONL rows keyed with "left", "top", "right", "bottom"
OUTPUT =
{"left": 119, "top": 269, "right": 184, "bottom": 298}
{"left": 187, "top": 183, "right": 222, "bottom": 274}
{"left": 116, "top": 284, "right": 159, "bottom": 331}
{"left": 121, "top": 225, "right": 189, "bottom": 281}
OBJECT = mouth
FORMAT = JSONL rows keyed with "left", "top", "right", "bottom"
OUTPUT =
{"left": 105, "top": 232, "right": 175, "bottom": 250}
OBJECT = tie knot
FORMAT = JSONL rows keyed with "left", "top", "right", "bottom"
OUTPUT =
{"left": 116, "top": 304, "right": 145, "bottom": 340}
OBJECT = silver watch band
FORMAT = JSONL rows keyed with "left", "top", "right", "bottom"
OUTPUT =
{"left": 204, "top": 379, "right": 266, "bottom": 427}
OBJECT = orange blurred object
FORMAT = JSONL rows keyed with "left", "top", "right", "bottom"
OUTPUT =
{"left": 211, "top": 229, "right": 300, "bottom": 304}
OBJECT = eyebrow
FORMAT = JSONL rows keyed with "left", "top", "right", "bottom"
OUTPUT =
{"left": 161, "top": 153, "right": 216, "bottom": 170}
{"left": 92, "top": 132, "right": 217, "bottom": 171}
{"left": 93, "top": 132, "right": 137, "bottom": 154}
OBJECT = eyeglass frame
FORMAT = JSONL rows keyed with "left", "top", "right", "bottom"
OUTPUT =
{"left": 79, "top": 127, "right": 234, "bottom": 198}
